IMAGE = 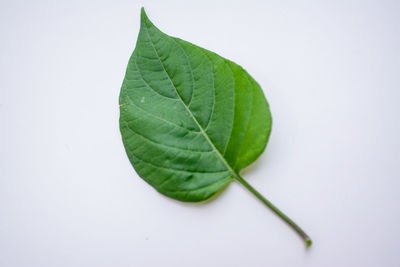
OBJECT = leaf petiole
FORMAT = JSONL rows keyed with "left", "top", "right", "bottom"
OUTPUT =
{"left": 234, "top": 175, "right": 312, "bottom": 247}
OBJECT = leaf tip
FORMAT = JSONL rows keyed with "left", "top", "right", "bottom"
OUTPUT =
{"left": 306, "top": 239, "right": 312, "bottom": 248}
{"left": 140, "top": 7, "right": 150, "bottom": 25}
{"left": 140, "top": 7, "right": 146, "bottom": 17}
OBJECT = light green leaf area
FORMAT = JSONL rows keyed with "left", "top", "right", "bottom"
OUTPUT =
{"left": 119, "top": 8, "right": 272, "bottom": 202}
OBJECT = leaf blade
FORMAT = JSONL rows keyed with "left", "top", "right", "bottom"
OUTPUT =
{"left": 120, "top": 8, "right": 271, "bottom": 202}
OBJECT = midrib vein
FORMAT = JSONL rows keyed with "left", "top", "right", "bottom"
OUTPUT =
{"left": 144, "top": 26, "right": 239, "bottom": 180}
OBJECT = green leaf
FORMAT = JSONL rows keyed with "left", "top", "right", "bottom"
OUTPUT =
{"left": 119, "top": 8, "right": 312, "bottom": 247}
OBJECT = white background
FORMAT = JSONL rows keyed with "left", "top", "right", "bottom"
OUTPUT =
{"left": 1, "top": 0, "right": 399, "bottom": 266}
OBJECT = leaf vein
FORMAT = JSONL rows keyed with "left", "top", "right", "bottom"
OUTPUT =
{"left": 171, "top": 38, "right": 195, "bottom": 107}
{"left": 133, "top": 153, "right": 229, "bottom": 174}
{"left": 222, "top": 60, "right": 236, "bottom": 156}
{"left": 122, "top": 120, "right": 213, "bottom": 153}
{"left": 122, "top": 89, "right": 200, "bottom": 133}
{"left": 132, "top": 56, "right": 179, "bottom": 100}
{"left": 143, "top": 23, "right": 240, "bottom": 180}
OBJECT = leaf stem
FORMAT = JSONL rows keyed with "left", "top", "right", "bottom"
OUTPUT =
{"left": 234, "top": 175, "right": 312, "bottom": 247}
